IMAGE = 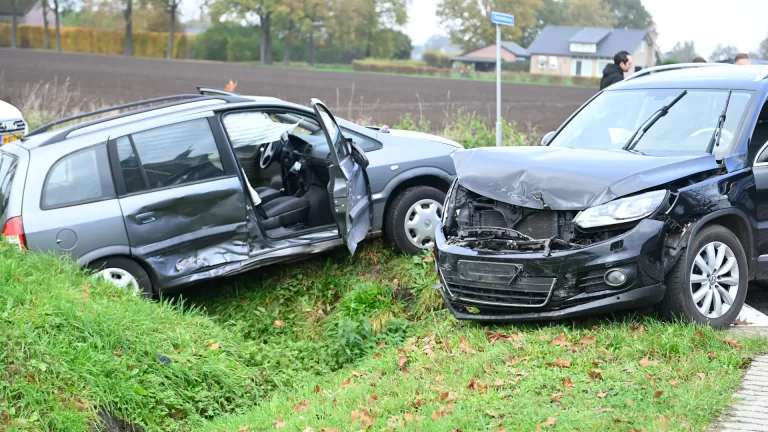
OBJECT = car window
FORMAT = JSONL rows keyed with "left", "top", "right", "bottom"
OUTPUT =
{"left": 43, "top": 145, "right": 115, "bottom": 209}
{"left": 120, "top": 118, "right": 225, "bottom": 192}
{"left": 549, "top": 89, "right": 753, "bottom": 157}
{"left": 222, "top": 111, "right": 318, "bottom": 149}
{"left": 342, "top": 128, "right": 380, "bottom": 152}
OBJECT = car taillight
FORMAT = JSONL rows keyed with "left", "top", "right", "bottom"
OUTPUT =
{"left": 3, "top": 217, "right": 26, "bottom": 250}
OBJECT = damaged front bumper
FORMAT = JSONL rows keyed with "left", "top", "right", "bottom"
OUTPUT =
{"left": 434, "top": 218, "right": 672, "bottom": 322}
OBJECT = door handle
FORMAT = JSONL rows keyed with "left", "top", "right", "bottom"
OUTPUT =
{"left": 136, "top": 212, "right": 156, "bottom": 225}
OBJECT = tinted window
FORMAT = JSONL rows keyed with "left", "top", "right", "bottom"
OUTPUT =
{"left": 343, "top": 129, "right": 380, "bottom": 152}
{"left": 127, "top": 119, "right": 225, "bottom": 191}
{"left": 0, "top": 152, "right": 18, "bottom": 217}
{"left": 43, "top": 145, "right": 115, "bottom": 209}
{"left": 115, "top": 136, "right": 146, "bottom": 194}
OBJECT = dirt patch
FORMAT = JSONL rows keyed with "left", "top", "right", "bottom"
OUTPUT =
{"left": 0, "top": 48, "right": 596, "bottom": 134}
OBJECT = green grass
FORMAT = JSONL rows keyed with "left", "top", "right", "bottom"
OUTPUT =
{"left": 1, "top": 238, "right": 766, "bottom": 432}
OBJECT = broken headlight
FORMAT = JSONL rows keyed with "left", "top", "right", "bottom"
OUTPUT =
{"left": 574, "top": 190, "right": 667, "bottom": 228}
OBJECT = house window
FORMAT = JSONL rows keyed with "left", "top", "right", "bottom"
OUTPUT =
{"left": 549, "top": 56, "right": 558, "bottom": 70}
{"left": 640, "top": 41, "right": 646, "bottom": 53}
{"left": 569, "top": 43, "right": 597, "bottom": 53}
{"left": 538, "top": 56, "right": 547, "bottom": 69}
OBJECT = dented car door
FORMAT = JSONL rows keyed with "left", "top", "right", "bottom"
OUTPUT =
{"left": 108, "top": 117, "right": 249, "bottom": 288}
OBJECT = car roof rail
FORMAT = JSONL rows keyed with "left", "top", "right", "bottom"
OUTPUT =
{"left": 25, "top": 94, "right": 209, "bottom": 138}
{"left": 624, "top": 62, "right": 732, "bottom": 82}
{"left": 197, "top": 86, "right": 241, "bottom": 97}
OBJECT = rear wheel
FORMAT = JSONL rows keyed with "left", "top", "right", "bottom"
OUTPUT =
{"left": 90, "top": 257, "right": 153, "bottom": 298}
{"left": 658, "top": 225, "right": 748, "bottom": 329}
{"left": 385, "top": 186, "right": 445, "bottom": 254}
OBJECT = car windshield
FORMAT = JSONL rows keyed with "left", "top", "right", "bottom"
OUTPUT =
{"left": 549, "top": 89, "right": 753, "bottom": 156}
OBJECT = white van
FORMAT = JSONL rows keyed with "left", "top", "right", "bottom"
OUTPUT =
{"left": 0, "top": 100, "right": 27, "bottom": 146}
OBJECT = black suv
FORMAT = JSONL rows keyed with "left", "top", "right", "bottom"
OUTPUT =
{"left": 435, "top": 63, "right": 768, "bottom": 328}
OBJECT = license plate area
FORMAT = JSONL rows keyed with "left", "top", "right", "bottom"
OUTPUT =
{"left": 2, "top": 134, "right": 21, "bottom": 145}
{"left": 458, "top": 260, "right": 523, "bottom": 285}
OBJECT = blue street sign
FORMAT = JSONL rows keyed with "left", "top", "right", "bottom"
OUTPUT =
{"left": 490, "top": 11, "right": 515, "bottom": 27}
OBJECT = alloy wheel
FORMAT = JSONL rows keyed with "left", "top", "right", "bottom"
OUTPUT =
{"left": 690, "top": 241, "right": 740, "bottom": 319}
{"left": 404, "top": 199, "right": 443, "bottom": 249}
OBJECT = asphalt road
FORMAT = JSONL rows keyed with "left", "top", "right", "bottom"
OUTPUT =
{"left": 0, "top": 48, "right": 597, "bottom": 133}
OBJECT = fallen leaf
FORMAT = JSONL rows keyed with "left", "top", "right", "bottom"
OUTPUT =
{"left": 653, "top": 391, "right": 663, "bottom": 399}
{"left": 492, "top": 378, "right": 505, "bottom": 387}
{"left": 646, "top": 374, "right": 655, "bottom": 388}
{"left": 238, "top": 426, "right": 251, "bottom": 432}
{"left": 486, "top": 410, "right": 504, "bottom": 419}
{"left": 580, "top": 333, "right": 597, "bottom": 345}
{"left": 293, "top": 400, "right": 310, "bottom": 413}
{"left": 539, "top": 335, "right": 551, "bottom": 342}
{"left": 351, "top": 370, "right": 363, "bottom": 377}
{"left": 669, "top": 378, "right": 679, "bottom": 387}
{"left": 467, "top": 377, "right": 487, "bottom": 391}
{"left": 274, "top": 419, "right": 286, "bottom": 428}
{"left": 313, "top": 385, "right": 321, "bottom": 394}
{"left": 398, "top": 355, "right": 408, "bottom": 368}
{"left": 708, "top": 352, "right": 716, "bottom": 359}
{"left": 273, "top": 319, "right": 286, "bottom": 328}
{"left": 546, "top": 359, "right": 571, "bottom": 368}
{"left": 223, "top": 79, "right": 238, "bottom": 92}
{"left": 597, "top": 390, "right": 608, "bottom": 398}
{"left": 724, "top": 337, "right": 743, "bottom": 349}
{"left": 542, "top": 417, "right": 557, "bottom": 426}
{"left": 626, "top": 399, "right": 634, "bottom": 405}
{"left": 485, "top": 329, "right": 523, "bottom": 345}
{"left": 411, "top": 398, "right": 425, "bottom": 409}
{"left": 370, "top": 394, "right": 379, "bottom": 403}
{"left": 351, "top": 408, "right": 376, "bottom": 428}
{"left": 320, "top": 429, "right": 340, "bottom": 432}
{"left": 639, "top": 356, "right": 659, "bottom": 367}
{"left": 551, "top": 332, "right": 572, "bottom": 347}
{"left": 340, "top": 379, "right": 351, "bottom": 387}
{"left": 597, "top": 408, "right": 615, "bottom": 413}
{"left": 735, "top": 319, "right": 751, "bottom": 326}
{"left": 563, "top": 377, "right": 574, "bottom": 390}
{"left": 207, "top": 342, "right": 221, "bottom": 350}
{"left": 423, "top": 254, "right": 434, "bottom": 263}
{"left": 505, "top": 355, "right": 522, "bottom": 366}
{"left": 613, "top": 418, "right": 628, "bottom": 424}
{"left": 439, "top": 391, "right": 458, "bottom": 403}
{"left": 623, "top": 368, "right": 636, "bottom": 373}
{"left": 550, "top": 392, "right": 566, "bottom": 402}
{"left": 631, "top": 323, "right": 645, "bottom": 334}
{"left": 498, "top": 428, "right": 508, "bottom": 432}
{"left": 431, "top": 405, "right": 453, "bottom": 420}
{"left": 589, "top": 370, "right": 604, "bottom": 381}
{"left": 393, "top": 279, "right": 400, "bottom": 289}
{"left": 697, "top": 373, "right": 706, "bottom": 380}
{"left": 112, "top": 347, "right": 122, "bottom": 357}
{"left": 303, "top": 428, "right": 312, "bottom": 432}
{"left": 459, "top": 337, "right": 476, "bottom": 354}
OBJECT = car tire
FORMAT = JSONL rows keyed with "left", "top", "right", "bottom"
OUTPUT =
{"left": 89, "top": 257, "right": 154, "bottom": 298}
{"left": 658, "top": 224, "right": 748, "bottom": 329}
{"left": 385, "top": 186, "right": 446, "bottom": 255}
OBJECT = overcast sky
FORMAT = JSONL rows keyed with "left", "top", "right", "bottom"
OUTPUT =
{"left": 183, "top": 0, "right": 768, "bottom": 57}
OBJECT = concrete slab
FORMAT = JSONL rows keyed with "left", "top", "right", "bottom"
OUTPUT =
{"left": 714, "top": 355, "right": 768, "bottom": 432}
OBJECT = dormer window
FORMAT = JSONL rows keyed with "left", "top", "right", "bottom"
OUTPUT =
{"left": 570, "top": 42, "right": 597, "bottom": 53}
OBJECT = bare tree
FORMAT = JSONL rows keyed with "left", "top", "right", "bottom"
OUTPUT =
{"left": 10, "top": 0, "right": 19, "bottom": 49}
{"left": 124, "top": 0, "right": 133, "bottom": 56}
{"left": 156, "top": 0, "right": 183, "bottom": 59}
{"left": 42, "top": 0, "right": 51, "bottom": 49}
{"left": 52, "top": 0, "right": 61, "bottom": 52}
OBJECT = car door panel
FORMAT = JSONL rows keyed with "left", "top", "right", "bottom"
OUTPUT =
{"left": 312, "top": 99, "right": 372, "bottom": 254}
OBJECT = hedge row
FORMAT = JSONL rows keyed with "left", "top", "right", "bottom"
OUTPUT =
{"left": 351, "top": 59, "right": 451, "bottom": 77}
{"left": 0, "top": 24, "right": 193, "bottom": 59}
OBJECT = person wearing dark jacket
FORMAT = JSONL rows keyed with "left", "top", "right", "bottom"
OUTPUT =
{"left": 600, "top": 51, "right": 633, "bottom": 90}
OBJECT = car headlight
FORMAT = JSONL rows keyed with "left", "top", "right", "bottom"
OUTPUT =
{"left": 574, "top": 190, "right": 667, "bottom": 228}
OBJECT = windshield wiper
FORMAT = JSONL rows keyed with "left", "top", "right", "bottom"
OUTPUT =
{"left": 623, "top": 90, "right": 688, "bottom": 151}
{"left": 705, "top": 90, "right": 732, "bottom": 154}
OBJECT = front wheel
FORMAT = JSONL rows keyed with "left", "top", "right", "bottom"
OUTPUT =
{"left": 658, "top": 224, "right": 748, "bottom": 329}
{"left": 385, "top": 186, "right": 446, "bottom": 255}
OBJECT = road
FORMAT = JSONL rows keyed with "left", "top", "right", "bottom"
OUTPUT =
{"left": 0, "top": 48, "right": 596, "bottom": 133}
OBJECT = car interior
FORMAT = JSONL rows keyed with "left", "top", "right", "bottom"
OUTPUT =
{"left": 222, "top": 110, "right": 340, "bottom": 237}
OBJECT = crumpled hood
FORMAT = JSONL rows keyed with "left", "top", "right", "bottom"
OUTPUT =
{"left": 382, "top": 129, "right": 462, "bottom": 148}
{"left": 452, "top": 146, "right": 720, "bottom": 210}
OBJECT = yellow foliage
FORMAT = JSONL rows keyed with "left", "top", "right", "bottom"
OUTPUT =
{"left": 0, "top": 24, "right": 194, "bottom": 59}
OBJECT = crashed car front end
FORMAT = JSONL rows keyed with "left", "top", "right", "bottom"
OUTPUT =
{"left": 432, "top": 145, "right": 724, "bottom": 322}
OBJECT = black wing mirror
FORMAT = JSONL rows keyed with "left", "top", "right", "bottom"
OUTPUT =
{"left": 541, "top": 131, "right": 556, "bottom": 146}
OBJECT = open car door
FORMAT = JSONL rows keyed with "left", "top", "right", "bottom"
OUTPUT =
{"left": 311, "top": 99, "right": 372, "bottom": 255}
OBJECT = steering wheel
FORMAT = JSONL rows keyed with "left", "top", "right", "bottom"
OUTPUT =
{"left": 260, "top": 132, "right": 288, "bottom": 169}
{"left": 690, "top": 127, "right": 734, "bottom": 143}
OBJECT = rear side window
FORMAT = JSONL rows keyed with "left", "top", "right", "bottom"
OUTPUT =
{"left": 0, "top": 152, "right": 18, "bottom": 217}
{"left": 114, "top": 118, "right": 225, "bottom": 194}
{"left": 42, "top": 145, "right": 115, "bottom": 209}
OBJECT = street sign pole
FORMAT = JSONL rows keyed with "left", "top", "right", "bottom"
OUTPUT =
{"left": 496, "top": 24, "right": 502, "bottom": 147}
{"left": 490, "top": 11, "right": 514, "bottom": 147}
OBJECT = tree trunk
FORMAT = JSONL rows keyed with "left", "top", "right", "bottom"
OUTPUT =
{"left": 283, "top": 20, "right": 293, "bottom": 65}
{"left": 43, "top": 0, "right": 51, "bottom": 49}
{"left": 167, "top": 5, "right": 176, "bottom": 60}
{"left": 11, "top": 11, "right": 17, "bottom": 49}
{"left": 308, "top": 30, "right": 315, "bottom": 66}
{"left": 260, "top": 13, "right": 272, "bottom": 65}
{"left": 124, "top": 0, "right": 133, "bottom": 56}
{"left": 53, "top": 0, "right": 61, "bottom": 52}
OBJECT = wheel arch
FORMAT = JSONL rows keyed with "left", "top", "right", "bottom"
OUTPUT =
{"left": 78, "top": 247, "right": 160, "bottom": 294}
{"left": 380, "top": 170, "right": 453, "bottom": 238}
{"left": 684, "top": 209, "right": 755, "bottom": 279}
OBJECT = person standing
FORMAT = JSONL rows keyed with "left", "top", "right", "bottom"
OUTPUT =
{"left": 600, "top": 51, "right": 634, "bottom": 90}
{"left": 734, "top": 53, "right": 751, "bottom": 65}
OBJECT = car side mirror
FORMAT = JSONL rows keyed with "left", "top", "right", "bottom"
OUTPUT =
{"left": 541, "top": 131, "right": 556, "bottom": 146}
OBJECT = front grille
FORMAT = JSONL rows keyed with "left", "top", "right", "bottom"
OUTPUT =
{"left": 0, "top": 120, "right": 25, "bottom": 135}
{"left": 441, "top": 260, "right": 556, "bottom": 307}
